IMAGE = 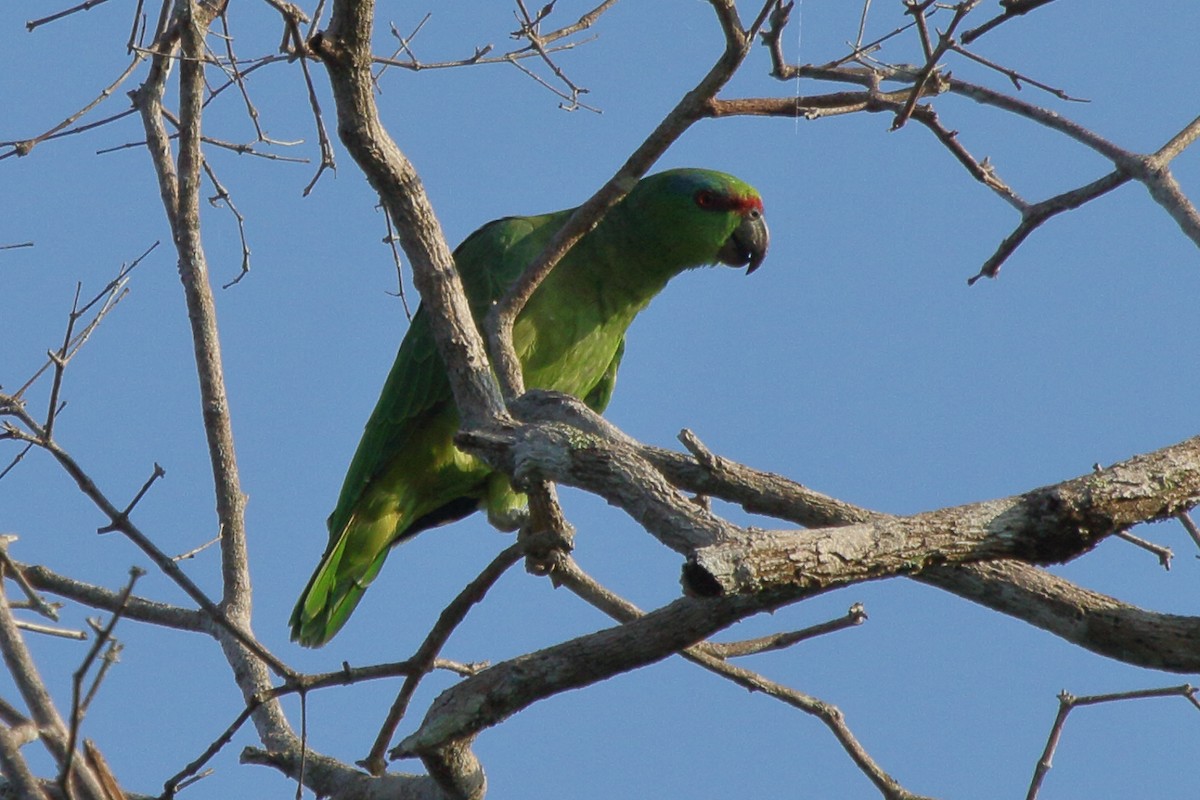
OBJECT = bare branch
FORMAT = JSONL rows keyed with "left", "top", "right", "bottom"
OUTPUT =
{"left": 707, "top": 603, "right": 868, "bottom": 658}
{"left": 691, "top": 434, "right": 1200, "bottom": 596}
{"left": 1112, "top": 529, "right": 1173, "bottom": 569}
{"left": 967, "top": 169, "right": 1129, "bottom": 284}
{"left": 15, "top": 562, "right": 205, "bottom": 632}
{"left": 918, "top": 561, "right": 1200, "bottom": 673}
{"left": 26, "top": 0, "right": 114, "bottom": 32}
{"left": 0, "top": 723, "right": 49, "bottom": 800}
{"left": 0, "top": 55, "right": 144, "bottom": 161}
{"left": 1178, "top": 511, "right": 1200, "bottom": 552}
{"left": 12, "top": 622, "right": 86, "bottom": 641}
{"left": 1026, "top": 684, "right": 1200, "bottom": 800}
{"left": 948, "top": 41, "right": 1086, "bottom": 101}
{"left": 0, "top": 538, "right": 60, "bottom": 622}
{"left": 364, "top": 542, "right": 524, "bottom": 776}
{"left": 0, "top": 399, "right": 290, "bottom": 678}
{"left": 961, "top": 0, "right": 1058, "bottom": 45}
{"left": 60, "top": 568, "right": 142, "bottom": 797}
{"left": 0, "top": 579, "right": 106, "bottom": 800}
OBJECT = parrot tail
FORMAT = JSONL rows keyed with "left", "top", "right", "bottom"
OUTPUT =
{"left": 289, "top": 511, "right": 393, "bottom": 647}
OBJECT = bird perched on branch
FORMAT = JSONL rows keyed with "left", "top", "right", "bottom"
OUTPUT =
{"left": 291, "top": 168, "right": 769, "bottom": 646}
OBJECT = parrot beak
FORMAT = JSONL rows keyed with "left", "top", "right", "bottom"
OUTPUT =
{"left": 717, "top": 209, "right": 769, "bottom": 274}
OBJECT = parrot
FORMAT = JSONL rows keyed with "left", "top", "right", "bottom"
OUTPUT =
{"left": 290, "top": 168, "right": 769, "bottom": 646}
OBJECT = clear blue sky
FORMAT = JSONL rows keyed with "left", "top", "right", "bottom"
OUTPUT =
{"left": 3, "top": 2, "right": 1199, "bottom": 798}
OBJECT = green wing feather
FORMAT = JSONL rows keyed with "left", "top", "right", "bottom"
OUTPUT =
{"left": 582, "top": 337, "right": 624, "bottom": 412}
{"left": 290, "top": 213, "right": 566, "bottom": 646}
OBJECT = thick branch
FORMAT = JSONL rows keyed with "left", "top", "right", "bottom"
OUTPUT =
{"left": 504, "top": 391, "right": 1200, "bottom": 671}
{"left": 396, "top": 594, "right": 757, "bottom": 757}
{"left": 241, "top": 745, "right": 445, "bottom": 800}
{"left": 693, "top": 435, "right": 1200, "bottom": 595}
{"left": 312, "top": 0, "right": 505, "bottom": 429}
{"left": 175, "top": 0, "right": 252, "bottom": 622}
{"left": 130, "top": 0, "right": 295, "bottom": 755}
{"left": 0, "top": 582, "right": 105, "bottom": 800}
{"left": 917, "top": 561, "right": 1200, "bottom": 673}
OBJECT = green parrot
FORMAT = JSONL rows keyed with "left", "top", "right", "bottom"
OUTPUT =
{"left": 291, "top": 168, "right": 768, "bottom": 646}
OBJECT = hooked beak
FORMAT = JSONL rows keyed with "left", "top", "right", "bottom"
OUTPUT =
{"left": 716, "top": 209, "right": 769, "bottom": 274}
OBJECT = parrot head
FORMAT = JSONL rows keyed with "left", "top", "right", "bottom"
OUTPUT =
{"left": 623, "top": 168, "right": 769, "bottom": 276}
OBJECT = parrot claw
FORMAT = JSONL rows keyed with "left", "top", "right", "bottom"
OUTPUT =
{"left": 487, "top": 506, "right": 529, "bottom": 532}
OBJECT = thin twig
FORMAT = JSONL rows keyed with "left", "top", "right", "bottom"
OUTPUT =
{"left": 59, "top": 568, "right": 142, "bottom": 797}
{"left": 892, "top": 0, "right": 978, "bottom": 131}
{"left": 173, "top": 535, "right": 222, "bottom": 561}
{"left": 0, "top": 577, "right": 105, "bottom": 800}
{"left": 96, "top": 464, "right": 166, "bottom": 534}
{"left": 511, "top": 0, "right": 595, "bottom": 111}
{"left": 375, "top": 14, "right": 432, "bottom": 83}
{"left": 280, "top": 16, "right": 335, "bottom": 195}
{"left": 12, "top": 242, "right": 156, "bottom": 401}
{"left": 0, "top": 55, "right": 144, "bottom": 160}
{"left": 967, "top": 169, "right": 1130, "bottom": 284}
{"left": 0, "top": 442, "right": 35, "bottom": 482}
{"left": 0, "top": 537, "right": 61, "bottom": 621}
{"left": 1027, "top": 684, "right": 1199, "bottom": 800}
{"left": 553, "top": 557, "right": 928, "bottom": 800}
{"left": 43, "top": 283, "right": 83, "bottom": 438}
{"left": 948, "top": 42, "right": 1085, "bottom": 101}
{"left": 26, "top": 0, "right": 114, "bottom": 31}
{"left": 961, "top": 0, "right": 1057, "bottom": 45}
{"left": 1113, "top": 529, "right": 1173, "bottom": 570}
{"left": 162, "top": 655, "right": 480, "bottom": 795}
{"left": 200, "top": 159, "right": 253, "bottom": 288}
{"left": 369, "top": 542, "right": 525, "bottom": 774}
{"left": 13, "top": 621, "right": 87, "bottom": 640}
{"left": 381, "top": 206, "right": 414, "bottom": 320}
{"left": 1177, "top": 512, "right": 1200, "bottom": 552}
{"left": 707, "top": 603, "right": 868, "bottom": 657}
{"left": 127, "top": 0, "right": 146, "bottom": 52}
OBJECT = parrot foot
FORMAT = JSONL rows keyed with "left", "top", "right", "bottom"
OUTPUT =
{"left": 486, "top": 504, "right": 528, "bottom": 532}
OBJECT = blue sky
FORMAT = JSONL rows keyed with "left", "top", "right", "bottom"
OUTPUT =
{"left": 3, "top": 1, "right": 1199, "bottom": 798}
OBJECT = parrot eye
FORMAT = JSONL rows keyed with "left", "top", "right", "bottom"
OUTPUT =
{"left": 694, "top": 190, "right": 716, "bottom": 209}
